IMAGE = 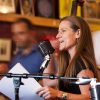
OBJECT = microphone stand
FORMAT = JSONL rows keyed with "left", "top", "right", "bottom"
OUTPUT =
{"left": 39, "top": 54, "right": 50, "bottom": 73}
{"left": 0, "top": 73, "right": 98, "bottom": 100}
{"left": 0, "top": 73, "right": 97, "bottom": 83}
{"left": 90, "top": 78, "right": 100, "bottom": 100}
{"left": 35, "top": 54, "right": 50, "bottom": 81}
{"left": 0, "top": 73, "right": 24, "bottom": 100}
{"left": 13, "top": 77, "right": 21, "bottom": 100}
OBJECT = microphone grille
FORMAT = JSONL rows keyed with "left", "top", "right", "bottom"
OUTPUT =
{"left": 38, "top": 40, "right": 55, "bottom": 56}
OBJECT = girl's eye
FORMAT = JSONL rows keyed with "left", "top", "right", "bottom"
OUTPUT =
{"left": 62, "top": 30, "right": 66, "bottom": 32}
{"left": 58, "top": 30, "right": 66, "bottom": 33}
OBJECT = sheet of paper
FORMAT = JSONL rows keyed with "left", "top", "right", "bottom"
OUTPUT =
{"left": 0, "top": 63, "right": 44, "bottom": 100}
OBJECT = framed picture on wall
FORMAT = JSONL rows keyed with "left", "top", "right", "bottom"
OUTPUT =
{"left": 84, "top": 0, "right": 100, "bottom": 19}
{"left": 19, "top": 0, "right": 35, "bottom": 16}
{"left": 35, "top": 0, "right": 59, "bottom": 18}
{"left": 0, "top": 0, "right": 16, "bottom": 13}
{"left": 0, "top": 39, "right": 12, "bottom": 61}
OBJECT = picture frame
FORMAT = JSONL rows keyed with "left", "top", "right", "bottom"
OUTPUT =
{"left": 35, "top": 0, "right": 59, "bottom": 18}
{"left": 0, "top": 0, "right": 16, "bottom": 13}
{"left": 0, "top": 39, "right": 12, "bottom": 61}
{"left": 19, "top": 0, "right": 35, "bottom": 16}
{"left": 83, "top": 0, "right": 100, "bottom": 19}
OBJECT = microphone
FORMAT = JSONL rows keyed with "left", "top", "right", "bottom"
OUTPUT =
{"left": 38, "top": 40, "right": 55, "bottom": 73}
{"left": 38, "top": 40, "right": 55, "bottom": 56}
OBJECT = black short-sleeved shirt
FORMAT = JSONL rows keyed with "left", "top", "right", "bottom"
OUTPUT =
{"left": 59, "top": 57, "right": 95, "bottom": 94}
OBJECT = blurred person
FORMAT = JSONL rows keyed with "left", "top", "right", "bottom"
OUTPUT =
{"left": 37, "top": 16, "right": 98, "bottom": 100}
{"left": 9, "top": 18, "right": 44, "bottom": 74}
{"left": 0, "top": 63, "right": 9, "bottom": 100}
{"left": 0, "top": 63, "right": 8, "bottom": 80}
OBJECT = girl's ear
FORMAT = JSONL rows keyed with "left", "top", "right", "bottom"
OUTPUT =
{"left": 75, "top": 29, "right": 81, "bottom": 39}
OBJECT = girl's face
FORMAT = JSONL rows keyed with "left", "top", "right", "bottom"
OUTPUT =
{"left": 56, "top": 20, "right": 80, "bottom": 51}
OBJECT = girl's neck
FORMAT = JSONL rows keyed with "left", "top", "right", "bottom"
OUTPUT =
{"left": 68, "top": 45, "right": 77, "bottom": 61}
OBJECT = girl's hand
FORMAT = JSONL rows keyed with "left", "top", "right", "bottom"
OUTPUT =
{"left": 36, "top": 86, "right": 59, "bottom": 100}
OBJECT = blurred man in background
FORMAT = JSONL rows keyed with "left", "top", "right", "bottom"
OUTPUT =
{"left": 9, "top": 18, "right": 44, "bottom": 74}
{"left": 0, "top": 63, "right": 8, "bottom": 80}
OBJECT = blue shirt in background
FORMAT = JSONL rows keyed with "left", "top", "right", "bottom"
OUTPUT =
{"left": 9, "top": 45, "right": 44, "bottom": 74}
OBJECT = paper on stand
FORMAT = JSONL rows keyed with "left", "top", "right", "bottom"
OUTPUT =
{"left": 0, "top": 63, "right": 44, "bottom": 100}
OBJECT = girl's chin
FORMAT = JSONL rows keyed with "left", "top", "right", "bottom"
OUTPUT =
{"left": 59, "top": 46, "right": 64, "bottom": 51}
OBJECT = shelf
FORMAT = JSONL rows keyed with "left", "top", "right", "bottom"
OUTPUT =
{"left": 0, "top": 13, "right": 60, "bottom": 28}
{"left": 0, "top": 13, "right": 100, "bottom": 31}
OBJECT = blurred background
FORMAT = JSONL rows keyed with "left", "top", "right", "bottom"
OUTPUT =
{"left": 0, "top": 0, "right": 100, "bottom": 80}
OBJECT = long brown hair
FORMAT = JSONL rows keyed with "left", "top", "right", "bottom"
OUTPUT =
{"left": 58, "top": 16, "right": 97, "bottom": 78}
